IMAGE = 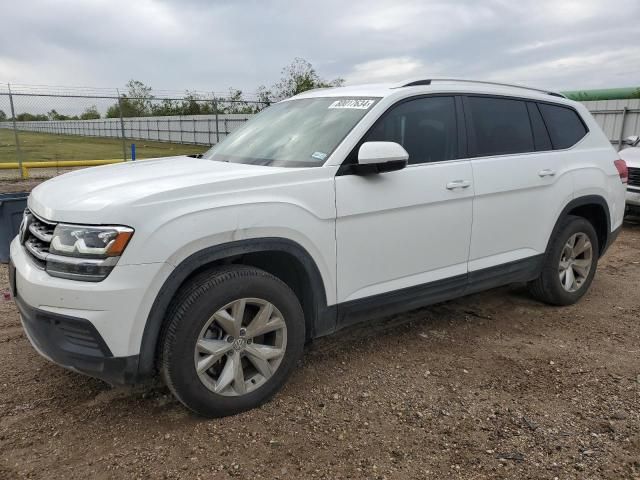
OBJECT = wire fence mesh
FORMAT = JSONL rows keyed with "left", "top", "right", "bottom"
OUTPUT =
{"left": 0, "top": 84, "right": 265, "bottom": 179}
{"left": 1, "top": 83, "right": 639, "bottom": 183}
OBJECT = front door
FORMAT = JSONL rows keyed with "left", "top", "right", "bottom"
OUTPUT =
{"left": 335, "top": 96, "right": 474, "bottom": 311}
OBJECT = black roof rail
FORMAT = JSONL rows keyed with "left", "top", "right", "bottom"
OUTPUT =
{"left": 397, "top": 78, "right": 567, "bottom": 98}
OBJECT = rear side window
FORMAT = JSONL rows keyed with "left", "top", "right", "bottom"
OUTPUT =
{"left": 364, "top": 96, "right": 457, "bottom": 164}
{"left": 466, "top": 97, "right": 534, "bottom": 156}
{"left": 537, "top": 103, "right": 587, "bottom": 149}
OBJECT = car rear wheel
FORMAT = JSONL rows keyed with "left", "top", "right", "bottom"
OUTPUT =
{"left": 528, "top": 215, "right": 599, "bottom": 306}
{"left": 160, "top": 265, "right": 305, "bottom": 417}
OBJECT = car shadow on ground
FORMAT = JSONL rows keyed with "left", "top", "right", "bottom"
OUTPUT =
{"left": 28, "top": 282, "right": 538, "bottom": 420}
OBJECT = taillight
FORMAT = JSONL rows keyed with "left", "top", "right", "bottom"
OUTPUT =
{"left": 614, "top": 159, "right": 628, "bottom": 183}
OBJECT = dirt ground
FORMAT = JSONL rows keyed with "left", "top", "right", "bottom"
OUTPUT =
{"left": 0, "top": 178, "right": 639, "bottom": 479}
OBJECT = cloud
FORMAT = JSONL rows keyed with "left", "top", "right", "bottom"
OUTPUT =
{"left": 0, "top": 0, "right": 638, "bottom": 93}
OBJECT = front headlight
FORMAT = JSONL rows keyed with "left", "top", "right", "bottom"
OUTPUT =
{"left": 47, "top": 224, "right": 134, "bottom": 281}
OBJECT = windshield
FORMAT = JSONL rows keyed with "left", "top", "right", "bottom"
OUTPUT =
{"left": 202, "top": 97, "right": 380, "bottom": 167}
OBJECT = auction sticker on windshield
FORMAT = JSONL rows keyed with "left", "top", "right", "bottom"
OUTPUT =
{"left": 328, "top": 99, "right": 375, "bottom": 109}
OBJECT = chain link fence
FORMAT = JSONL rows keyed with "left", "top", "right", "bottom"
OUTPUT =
{"left": 2, "top": 83, "right": 639, "bottom": 182}
{"left": 0, "top": 84, "right": 264, "bottom": 180}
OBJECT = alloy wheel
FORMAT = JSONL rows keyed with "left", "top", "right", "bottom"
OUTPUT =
{"left": 558, "top": 232, "right": 593, "bottom": 293}
{"left": 194, "top": 298, "right": 287, "bottom": 396}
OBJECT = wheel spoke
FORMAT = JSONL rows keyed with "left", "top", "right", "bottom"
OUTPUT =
{"left": 246, "top": 303, "right": 285, "bottom": 338}
{"left": 572, "top": 259, "right": 591, "bottom": 278}
{"left": 245, "top": 343, "right": 283, "bottom": 379}
{"left": 231, "top": 299, "right": 246, "bottom": 326}
{"left": 246, "top": 351, "right": 273, "bottom": 378}
{"left": 246, "top": 343, "right": 285, "bottom": 361}
{"left": 197, "top": 338, "right": 231, "bottom": 356}
{"left": 196, "top": 339, "right": 231, "bottom": 373}
{"left": 564, "top": 266, "right": 575, "bottom": 290}
{"left": 214, "top": 356, "right": 235, "bottom": 393}
{"left": 232, "top": 353, "right": 246, "bottom": 394}
{"left": 197, "top": 354, "right": 220, "bottom": 374}
{"left": 573, "top": 237, "right": 591, "bottom": 256}
{"left": 213, "top": 309, "right": 237, "bottom": 336}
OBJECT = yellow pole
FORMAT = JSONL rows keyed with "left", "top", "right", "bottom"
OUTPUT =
{"left": 0, "top": 159, "right": 125, "bottom": 170}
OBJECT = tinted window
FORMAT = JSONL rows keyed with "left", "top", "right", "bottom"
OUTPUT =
{"left": 467, "top": 97, "right": 534, "bottom": 156}
{"left": 364, "top": 96, "right": 457, "bottom": 164}
{"left": 538, "top": 103, "right": 587, "bottom": 149}
{"left": 527, "top": 102, "right": 552, "bottom": 151}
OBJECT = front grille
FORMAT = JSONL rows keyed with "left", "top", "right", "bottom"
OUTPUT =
{"left": 21, "top": 209, "right": 57, "bottom": 268}
{"left": 629, "top": 167, "right": 640, "bottom": 187}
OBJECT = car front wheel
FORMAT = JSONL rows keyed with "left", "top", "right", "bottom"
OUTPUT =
{"left": 160, "top": 266, "right": 305, "bottom": 417}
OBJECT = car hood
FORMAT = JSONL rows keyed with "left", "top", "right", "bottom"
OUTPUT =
{"left": 28, "top": 156, "right": 289, "bottom": 223}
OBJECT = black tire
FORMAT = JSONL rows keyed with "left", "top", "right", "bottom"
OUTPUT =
{"left": 160, "top": 265, "right": 305, "bottom": 418}
{"left": 528, "top": 215, "right": 599, "bottom": 306}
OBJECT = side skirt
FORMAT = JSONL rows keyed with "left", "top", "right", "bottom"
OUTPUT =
{"left": 334, "top": 255, "right": 543, "bottom": 331}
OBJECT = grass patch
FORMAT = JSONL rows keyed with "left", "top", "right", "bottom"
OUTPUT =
{"left": 0, "top": 129, "right": 208, "bottom": 163}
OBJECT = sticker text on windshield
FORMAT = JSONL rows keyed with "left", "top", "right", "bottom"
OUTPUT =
{"left": 328, "top": 99, "right": 375, "bottom": 110}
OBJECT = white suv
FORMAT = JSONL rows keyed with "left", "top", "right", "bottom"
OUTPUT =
{"left": 9, "top": 79, "right": 627, "bottom": 417}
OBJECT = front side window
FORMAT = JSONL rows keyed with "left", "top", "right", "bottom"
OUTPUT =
{"left": 363, "top": 96, "right": 458, "bottom": 164}
{"left": 538, "top": 103, "right": 588, "bottom": 149}
{"left": 467, "top": 96, "right": 534, "bottom": 156}
{"left": 202, "top": 97, "right": 379, "bottom": 167}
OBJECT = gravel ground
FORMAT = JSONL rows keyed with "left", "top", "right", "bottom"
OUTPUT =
{"left": 0, "top": 180, "right": 639, "bottom": 478}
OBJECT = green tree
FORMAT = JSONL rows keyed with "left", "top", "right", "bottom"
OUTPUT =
{"left": 16, "top": 112, "right": 48, "bottom": 121}
{"left": 0, "top": 110, "right": 6, "bottom": 122}
{"left": 80, "top": 105, "right": 100, "bottom": 120}
{"left": 151, "top": 98, "right": 180, "bottom": 116}
{"left": 221, "top": 88, "right": 256, "bottom": 114}
{"left": 271, "top": 57, "right": 344, "bottom": 101}
{"left": 106, "top": 79, "right": 154, "bottom": 118}
{"left": 255, "top": 85, "right": 273, "bottom": 106}
{"left": 178, "top": 91, "right": 215, "bottom": 115}
{"left": 48, "top": 109, "right": 69, "bottom": 120}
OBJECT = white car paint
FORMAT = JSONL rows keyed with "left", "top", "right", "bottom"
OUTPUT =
{"left": 11, "top": 79, "right": 626, "bottom": 364}
{"left": 620, "top": 146, "right": 640, "bottom": 208}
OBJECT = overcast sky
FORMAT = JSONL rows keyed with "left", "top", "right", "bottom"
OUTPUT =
{"left": 1, "top": 0, "right": 638, "bottom": 95}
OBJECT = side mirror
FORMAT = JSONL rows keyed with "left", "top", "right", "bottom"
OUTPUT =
{"left": 353, "top": 141, "right": 409, "bottom": 175}
{"left": 622, "top": 135, "right": 640, "bottom": 147}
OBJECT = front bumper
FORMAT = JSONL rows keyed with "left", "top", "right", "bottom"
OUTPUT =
{"left": 9, "top": 237, "right": 172, "bottom": 384}
{"left": 13, "top": 279, "right": 140, "bottom": 384}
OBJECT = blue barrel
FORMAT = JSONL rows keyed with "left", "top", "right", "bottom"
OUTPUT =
{"left": 0, "top": 192, "right": 29, "bottom": 263}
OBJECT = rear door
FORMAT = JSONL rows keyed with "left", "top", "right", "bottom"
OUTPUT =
{"left": 464, "top": 95, "right": 575, "bottom": 272}
{"left": 335, "top": 95, "right": 474, "bottom": 306}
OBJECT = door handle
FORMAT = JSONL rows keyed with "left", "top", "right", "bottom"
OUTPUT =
{"left": 446, "top": 180, "right": 471, "bottom": 190}
{"left": 538, "top": 169, "right": 556, "bottom": 177}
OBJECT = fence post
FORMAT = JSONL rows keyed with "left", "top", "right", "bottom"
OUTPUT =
{"left": 617, "top": 107, "right": 628, "bottom": 151}
{"left": 117, "top": 89, "right": 127, "bottom": 161}
{"left": 213, "top": 96, "right": 220, "bottom": 144}
{"left": 7, "top": 84, "right": 25, "bottom": 179}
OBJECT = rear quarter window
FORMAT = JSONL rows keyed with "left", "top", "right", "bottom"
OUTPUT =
{"left": 537, "top": 103, "right": 588, "bottom": 150}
